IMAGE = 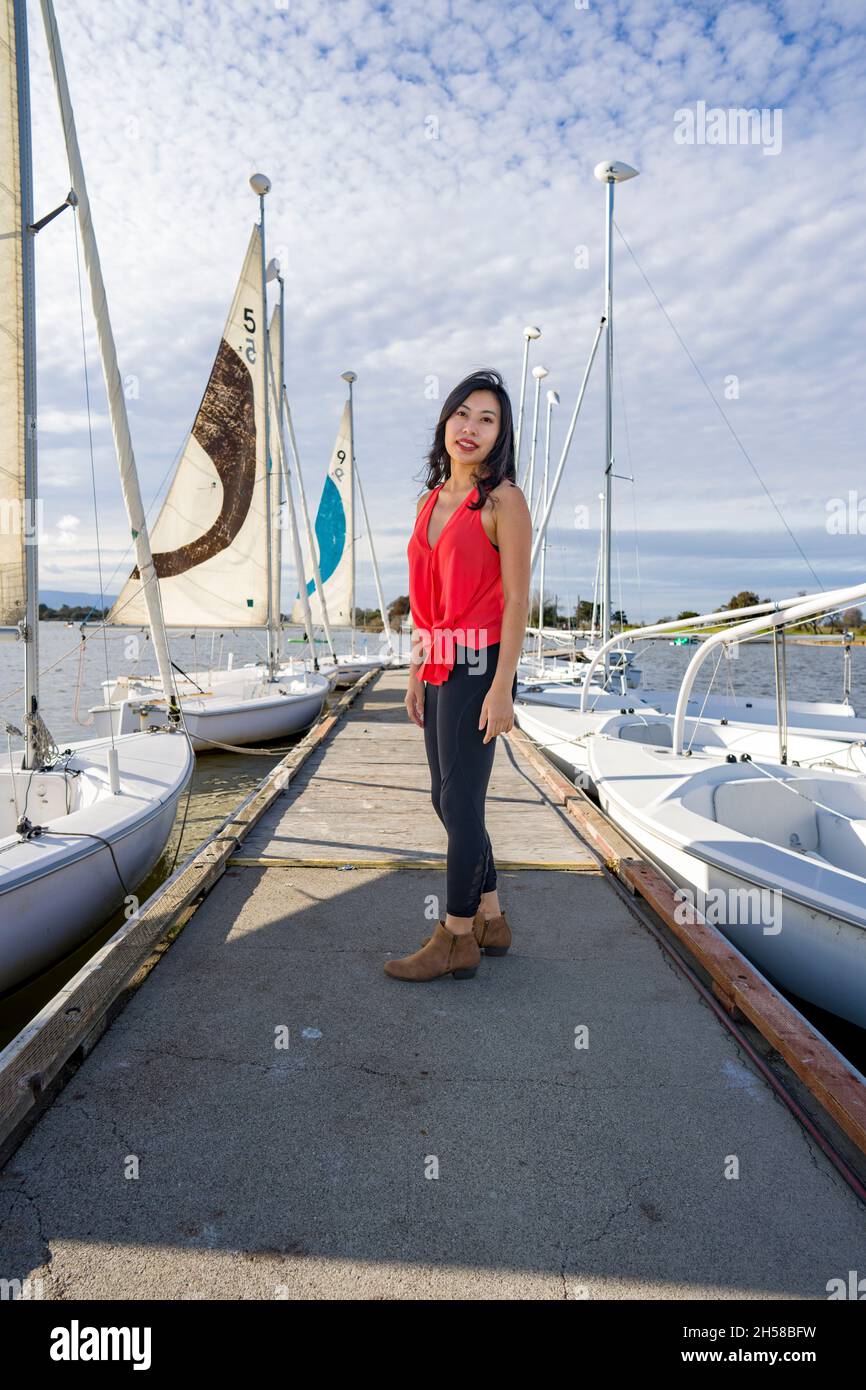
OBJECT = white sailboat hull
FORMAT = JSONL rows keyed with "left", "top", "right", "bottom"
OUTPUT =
{"left": 514, "top": 700, "right": 866, "bottom": 790}
{"left": 0, "top": 730, "right": 194, "bottom": 995}
{"left": 93, "top": 668, "right": 331, "bottom": 752}
{"left": 317, "top": 654, "right": 389, "bottom": 687}
{"left": 587, "top": 736, "right": 866, "bottom": 1027}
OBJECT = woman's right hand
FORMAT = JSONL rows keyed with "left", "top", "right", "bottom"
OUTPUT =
{"left": 405, "top": 673, "right": 425, "bottom": 728}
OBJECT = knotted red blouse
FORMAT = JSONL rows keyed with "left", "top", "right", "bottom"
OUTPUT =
{"left": 407, "top": 482, "right": 505, "bottom": 684}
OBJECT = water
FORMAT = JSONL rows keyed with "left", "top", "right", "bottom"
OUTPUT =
{"left": 1, "top": 624, "right": 864, "bottom": 1070}
{"left": 633, "top": 632, "right": 865, "bottom": 711}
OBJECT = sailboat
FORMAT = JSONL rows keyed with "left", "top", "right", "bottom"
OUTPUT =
{"left": 0, "top": 0, "right": 194, "bottom": 994}
{"left": 587, "top": 585, "right": 866, "bottom": 1029}
{"left": 519, "top": 591, "right": 866, "bottom": 790}
{"left": 90, "top": 188, "right": 331, "bottom": 751}
{"left": 287, "top": 372, "right": 407, "bottom": 686}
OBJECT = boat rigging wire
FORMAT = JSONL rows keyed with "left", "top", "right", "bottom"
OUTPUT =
{"left": 613, "top": 218, "right": 823, "bottom": 592}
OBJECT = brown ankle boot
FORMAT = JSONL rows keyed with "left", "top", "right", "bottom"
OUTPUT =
{"left": 471, "top": 909, "right": 512, "bottom": 955}
{"left": 385, "top": 920, "right": 480, "bottom": 982}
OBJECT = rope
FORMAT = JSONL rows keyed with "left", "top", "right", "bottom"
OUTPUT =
{"left": 24, "top": 709, "right": 60, "bottom": 766}
{"left": 614, "top": 327, "right": 643, "bottom": 623}
{"left": 180, "top": 732, "right": 309, "bottom": 755}
{"left": 11, "top": 820, "right": 131, "bottom": 896}
{"left": 70, "top": 208, "right": 115, "bottom": 745}
{"left": 686, "top": 647, "right": 726, "bottom": 753}
{"left": 739, "top": 757, "right": 864, "bottom": 828}
{"left": 790, "top": 742, "right": 866, "bottom": 774}
{"left": 71, "top": 635, "right": 96, "bottom": 726}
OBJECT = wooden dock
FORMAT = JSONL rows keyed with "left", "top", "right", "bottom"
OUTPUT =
{"left": 1, "top": 667, "right": 865, "bottom": 1299}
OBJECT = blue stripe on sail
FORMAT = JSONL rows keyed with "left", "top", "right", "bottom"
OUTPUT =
{"left": 295, "top": 474, "right": 346, "bottom": 600}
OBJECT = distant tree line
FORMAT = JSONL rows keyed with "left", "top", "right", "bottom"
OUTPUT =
{"left": 38, "top": 602, "right": 109, "bottom": 622}
{"left": 41, "top": 589, "right": 864, "bottom": 638}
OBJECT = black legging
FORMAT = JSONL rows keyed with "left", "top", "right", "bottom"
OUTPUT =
{"left": 423, "top": 641, "right": 517, "bottom": 918}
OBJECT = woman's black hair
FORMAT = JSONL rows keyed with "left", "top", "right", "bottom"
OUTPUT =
{"left": 418, "top": 368, "right": 515, "bottom": 512}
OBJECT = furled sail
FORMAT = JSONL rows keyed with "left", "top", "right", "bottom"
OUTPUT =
{"left": 108, "top": 226, "right": 270, "bottom": 627}
{"left": 289, "top": 400, "right": 354, "bottom": 626}
{"left": 0, "top": 2, "right": 26, "bottom": 626}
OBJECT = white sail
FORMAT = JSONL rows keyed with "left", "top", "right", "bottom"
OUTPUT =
{"left": 0, "top": 1, "right": 25, "bottom": 626}
{"left": 108, "top": 226, "right": 269, "bottom": 628}
{"left": 289, "top": 400, "right": 354, "bottom": 626}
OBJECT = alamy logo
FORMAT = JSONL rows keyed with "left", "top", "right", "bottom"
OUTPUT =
{"left": 49, "top": 1321, "right": 152, "bottom": 1370}
{"left": 674, "top": 101, "right": 783, "bottom": 156}
{"left": 826, "top": 491, "right": 866, "bottom": 535}
{"left": 0, "top": 1275, "right": 43, "bottom": 1299}
{"left": 411, "top": 626, "right": 492, "bottom": 671}
{"left": 0, "top": 497, "right": 43, "bottom": 543}
{"left": 674, "top": 885, "right": 781, "bottom": 935}
{"left": 826, "top": 1270, "right": 866, "bottom": 1299}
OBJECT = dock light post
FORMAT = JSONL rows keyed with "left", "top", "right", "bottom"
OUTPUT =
{"left": 539, "top": 386, "right": 558, "bottom": 636}
{"left": 593, "top": 158, "right": 638, "bottom": 669}
{"left": 526, "top": 363, "right": 549, "bottom": 523}
{"left": 340, "top": 371, "right": 357, "bottom": 651}
{"left": 514, "top": 325, "right": 541, "bottom": 484}
{"left": 537, "top": 387, "right": 559, "bottom": 646}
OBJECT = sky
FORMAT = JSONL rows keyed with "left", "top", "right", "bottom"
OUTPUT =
{"left": 23, "top": 0, "right": 866, "bottom": 623}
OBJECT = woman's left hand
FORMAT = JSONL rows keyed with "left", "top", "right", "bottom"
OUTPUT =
{"left": 479, "top": 686, "right": 515, "bottom": 744}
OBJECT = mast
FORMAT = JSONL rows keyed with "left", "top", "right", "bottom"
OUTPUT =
{"left": 537, "top": 387, "right": 558, "bottom": 650}
{"left": 274, "top": 267, "right": 284, "bottom": 665}
{"left": 266, "top": 300, "right": 318, "bottom": 667}
{"left": 341, "top": 370, "right": 357, "bottom": 654}
{"left": 281, "top": 380, "right": 338, "bottom": 662}
{"left": 251, "top": 172, "right": 278, "bottom": 679}
{"left": 346, "top": 372, "right": 394, "bottom": 658}
{"left": 13, "top": 0, "right": 39, "bottom": 767}
{"left": 40, "top": 0, "right": 177, "bottom": 712}
{"left": 283, "top": 380, "right": 340, "bottom": 661}
{"left": 266, "top": 273, "right": 283, "bottom": 667}
{"left": 593, "top": 159, "right": 638, "bottom": 662}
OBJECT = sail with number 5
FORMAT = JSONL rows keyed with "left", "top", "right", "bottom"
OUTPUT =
{"left": 108, "top": 226, "right": 272, "bottom": 628}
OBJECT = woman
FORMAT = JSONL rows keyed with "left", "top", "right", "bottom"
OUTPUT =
{"left": 384, "top": 368, "right": 531, "bottom": 983}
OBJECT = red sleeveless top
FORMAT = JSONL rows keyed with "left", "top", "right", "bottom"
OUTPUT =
{"left": 407, "top": 482, "right": 505, "bottom": 684}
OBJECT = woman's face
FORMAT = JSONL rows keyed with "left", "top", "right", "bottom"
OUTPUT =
{"left": 443, "top": 389, "right": 501, "bottom": 471}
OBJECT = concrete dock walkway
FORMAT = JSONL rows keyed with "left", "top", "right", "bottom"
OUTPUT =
{"left": 1, "top": 669, "right": 864, "bottom": 1299}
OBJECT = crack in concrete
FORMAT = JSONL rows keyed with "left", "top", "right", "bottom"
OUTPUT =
{"left": 579, "top": 1175, "right": 651, "bottom": 1252}
{"left": 5, "top": 1183, "right": 53, "bottom": 1283}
